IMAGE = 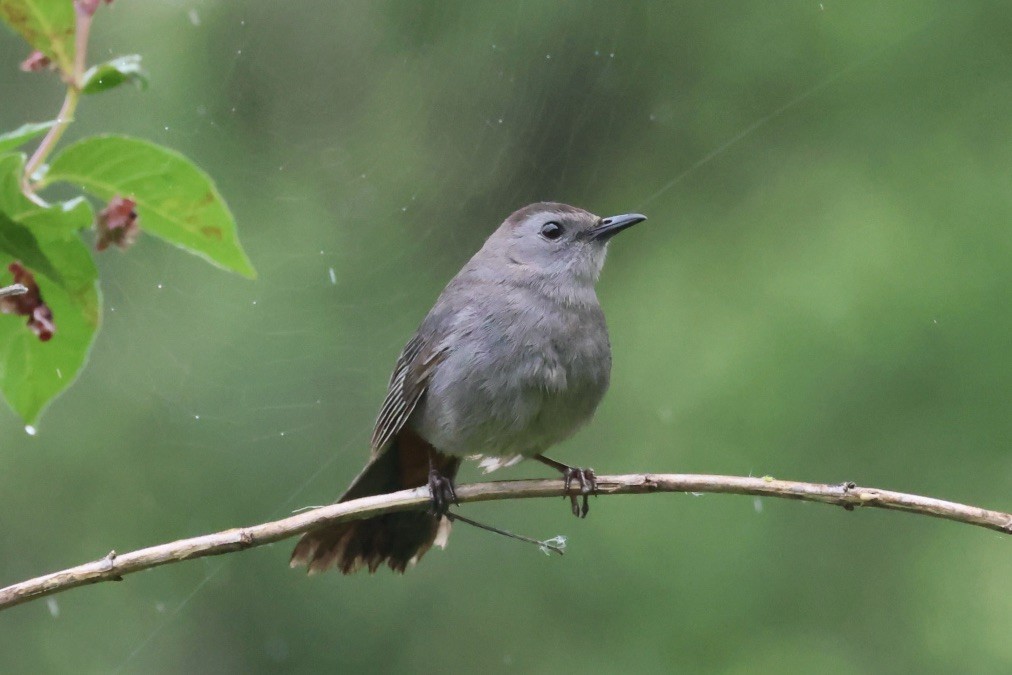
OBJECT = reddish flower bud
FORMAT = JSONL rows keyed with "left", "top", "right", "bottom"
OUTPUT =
{"left": 0, "top": 262, "right": 56, "bottom": 341}
{"left": 29, "top": 304, "right": 56, "bottom": 342}
{"left": 96, "top": 196, "right": 139, "bottom": 251}
{"left": 19, "top": 51, "right": 52, "bottom": 73}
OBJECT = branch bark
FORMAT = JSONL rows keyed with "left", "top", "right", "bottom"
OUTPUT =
{"left": 1, "top": 473, "right": 1008, "bottom": 611}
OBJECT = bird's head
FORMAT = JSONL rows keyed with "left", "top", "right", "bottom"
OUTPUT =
{"left": 482, "top": 202, "right": 646, "bottom": 287}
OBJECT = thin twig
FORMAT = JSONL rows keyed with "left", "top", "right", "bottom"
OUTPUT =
{"left": 72, "top": 2, "right": 94, "bottom": 86}
{"left": 20, "top": 87, "right": 77, "bottom": 200}
{"left": 0, "top": 473, "right": 1008, "bottom": 611}
{"left": 446, "top": 512, "right": 565, "bottom": 555}
{"left": 21, "top": 2, "right": 94, "bottom": 198}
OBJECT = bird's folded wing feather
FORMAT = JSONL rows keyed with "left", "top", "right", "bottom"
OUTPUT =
{"left": 369, "top": 333, "right": 446, "bottom": 456}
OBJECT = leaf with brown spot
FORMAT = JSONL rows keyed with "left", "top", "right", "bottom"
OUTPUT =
{"left": 0, "top": 1, "right": 75, "bottom": 75}
{"left": 44, "top": 135, "right": 256, "bottom": 278}
{"left": 0, "top": 154, "right": 98, "bottom": 424}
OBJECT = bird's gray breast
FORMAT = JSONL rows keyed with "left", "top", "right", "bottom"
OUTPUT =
{"left": 410, "top": 282, "right": 612, "bottom": 459}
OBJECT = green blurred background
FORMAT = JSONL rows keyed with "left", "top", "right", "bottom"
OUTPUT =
{"left": 1, "top": 1, "right": 1010, "bottom": 672}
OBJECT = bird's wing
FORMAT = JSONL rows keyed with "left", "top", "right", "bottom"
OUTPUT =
{"left": 369, "top": 333, "right": 446, "bottom": 456}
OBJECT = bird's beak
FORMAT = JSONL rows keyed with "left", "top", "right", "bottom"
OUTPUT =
{"left": 589, "top": 213, "right": 647, "bottom": 241}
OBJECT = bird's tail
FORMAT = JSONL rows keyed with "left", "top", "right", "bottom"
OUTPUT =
{"left": 290, "top": 430, "right": 460, "bottom": 574}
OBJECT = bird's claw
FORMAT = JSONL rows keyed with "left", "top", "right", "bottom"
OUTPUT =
{"left": 562, "top": 467, "right": 597, "bottom": 518}
{"left": 428, "top": 468, "right": 458, "bottom": 516}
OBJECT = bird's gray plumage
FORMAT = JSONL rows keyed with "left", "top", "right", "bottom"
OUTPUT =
{"left": 373, "top": 202, "right": 614, "bottom": 463}
{"left": 292, "top": 201, "right": 645, "bottom": 574}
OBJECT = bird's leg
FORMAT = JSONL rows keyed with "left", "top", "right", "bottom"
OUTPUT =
{"left": 534, "top": 454, "right": 597, "bottom": 518}
{"left": 428, "top": 449, "right": 458, "bottom": 516}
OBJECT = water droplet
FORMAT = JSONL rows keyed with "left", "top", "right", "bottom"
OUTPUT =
{"left": 328, "top": 267, "right": 337, "bottom": 285}
{"left": 25, "top": 425, "right": 36, "bottom": 436}
{"left": 157, "top": 283, "right": 163, "bottom": 289}
{"left": 194, "top": 415, "right": 200, "bottom": 421}
{"left": 188, "top": 9, "right": 201, "bottom": 26}
{"left": 47, "top": 597, "right": 59, "bottom": 617}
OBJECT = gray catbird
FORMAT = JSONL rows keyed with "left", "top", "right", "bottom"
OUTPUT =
{"left": 290, "top": 202, "right": 646, "bottom": 573}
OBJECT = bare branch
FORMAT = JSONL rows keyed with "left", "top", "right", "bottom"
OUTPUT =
{"left": 1, "top": 473, "right": 1008, "bottom": 611}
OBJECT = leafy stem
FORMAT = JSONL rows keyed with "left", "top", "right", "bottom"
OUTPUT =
{"left": 21, "top": 87, "right": 78, "bottom": 202}
{"left": 71, "top": 1, "right": 94, "bottom": 85}
{"left": 20, "top": 2, "right": 95, "bottom": 201}
{"left": 0, "top": 0, "right": 254, "bottom": 424}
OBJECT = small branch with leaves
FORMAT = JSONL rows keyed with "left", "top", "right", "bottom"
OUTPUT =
{"left": 0, "top": 473, "right": 1008, "bottom": 612}
{"left": 0, "top": 0, "right": 255, "bottom": 426}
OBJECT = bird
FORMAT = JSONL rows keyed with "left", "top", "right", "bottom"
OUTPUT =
{"left": 290, "top": 202, "right": 646, "bottom": 574}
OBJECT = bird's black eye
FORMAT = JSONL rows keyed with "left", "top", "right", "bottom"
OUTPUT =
{"left": 540, "top": 221, "right": 564, "bottom": 240}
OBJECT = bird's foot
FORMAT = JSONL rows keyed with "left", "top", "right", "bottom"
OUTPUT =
{"left": 533, "top": 454, "right": 599, "bottom": 518}
{"left": 563, "top": 466, "right": 597, "bottom": 518}
{"left": 428, "top": 467, "right": 458, "bottom": 517}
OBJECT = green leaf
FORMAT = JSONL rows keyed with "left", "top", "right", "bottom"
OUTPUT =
{"left": 81, "top": 55, "right": 148, "bottom": 95}
{"left": 0, "top": 121, "right": 56, "bottom": 154}
{"left": 46, "top": 135, "right": 256, "bottom": 278}
{"left": 0, "top": 0, "right": 75, "bottom": 74}
{"left": 0, "top": 215, "right": 99, "bottom": 425}
{"left": 0, "top": 157, "right": 99, "bottom": 424}
{"left": 0, "top": 153, "right": 90, "bottom": 232}
{"left": 0, "top": 212, "right": 63, "bottom": 284}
